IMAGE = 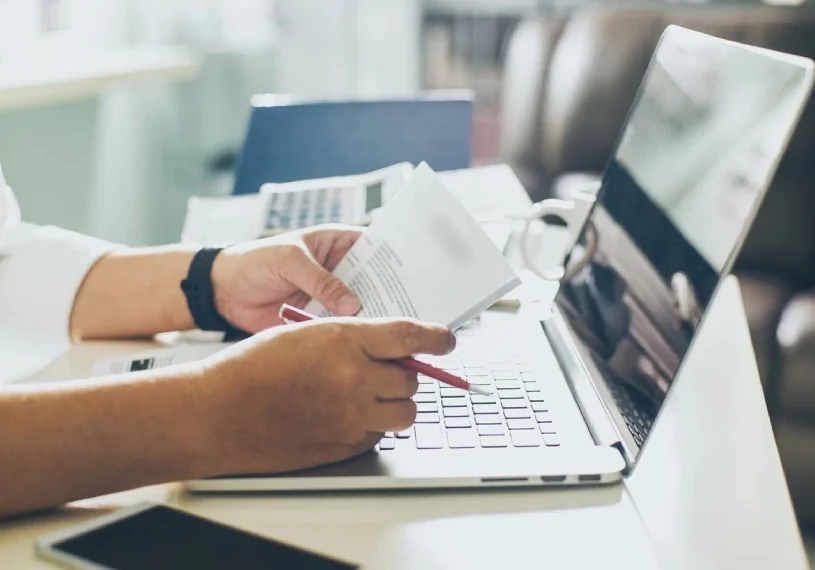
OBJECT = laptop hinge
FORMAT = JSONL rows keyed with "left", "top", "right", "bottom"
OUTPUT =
{"left": 541, "top": 316, "right": 635, "bottom": 472}
{"left": 611, "top": 441, "right": 634, "bottom": 475}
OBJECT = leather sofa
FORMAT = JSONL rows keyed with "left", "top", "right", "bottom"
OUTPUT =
{"left": 499, "top": 6, "right": 815, "bottom": 525}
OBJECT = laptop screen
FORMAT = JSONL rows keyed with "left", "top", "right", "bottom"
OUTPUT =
{"left": 552, "top": 26, "right": 813, "bottom": 460}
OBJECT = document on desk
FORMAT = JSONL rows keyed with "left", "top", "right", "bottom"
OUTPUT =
{"left": 181, "top": 194, "right": 266, "bottom": 244}
{"left": 90, "top": 345, "right": 228, "bottom": 377}
{"left": 305, "top": 163, "right": 521, "bottom": 330}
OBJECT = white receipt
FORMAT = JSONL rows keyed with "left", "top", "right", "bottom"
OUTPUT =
{"left": 305, "top": 163, "right": 521, "bottom": 330}
{"left": 90, "top": 345, "right": 228, "bottom": 377}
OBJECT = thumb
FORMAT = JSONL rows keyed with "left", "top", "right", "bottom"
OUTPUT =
{"left": 288, "top": 251, "right": 361, "bottom": 315}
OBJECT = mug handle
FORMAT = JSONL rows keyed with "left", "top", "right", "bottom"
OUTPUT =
{"left": 522, "top": 199, "right": 598, "bottom": 282}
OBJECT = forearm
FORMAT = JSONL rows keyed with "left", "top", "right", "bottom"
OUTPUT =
{"left": 0, "top": 365, "right": 217, "bottom": 518}
{"left": 70, "top": 245, "right": 197, "bottom": 340}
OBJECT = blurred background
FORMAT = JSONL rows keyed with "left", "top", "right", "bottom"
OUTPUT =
{"left": 0, "top": 0, "right": 529, "bottom": 246}
{"left": 1, "top": 0, "right": 815, "bottom": 561}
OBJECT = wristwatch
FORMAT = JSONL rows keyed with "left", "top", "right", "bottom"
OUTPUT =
{"left": 180, "top": 247, "right": 249, "bottom": 341}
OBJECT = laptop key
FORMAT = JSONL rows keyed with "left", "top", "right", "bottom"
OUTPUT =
{"left": 442, "top": 397, "right": 468, "bottom": 408}
{"left": 528, "top": 393, "right": 545, "bottom": 403}
{"left": 510, "top": 430, "right": 542, "bottom": 447}
{"left": 501, "top": 399, "right": 528, "bottom": 409}
{"left": 417, "top": 403, "right": 438, "bottom": 413}
{"left": 531, "top": 402, "right": 548, "bottom": 412}
{"left": 470, "top": 395, "right": 496, "bottom": 404}
{"left": 443, "top": 408, "right": 470, "bottom": 418}
{"left": 492, "top": 370, "right": 519, "bottom": 380}
{"left": 475, "top": 415, "right": 503, "bottom": 425}
{"left": 524, "top": 383, "right": 542, "bottom": 393}
{"left": 472, "top": 403, "right": 499, "bottom": 415}
{"left": 495, "top": 380, "right": 521, "bottom": 390}
{"left": 507, "top": 418, "right": 536, "bottom": 430}
{"left": 521, "top": 373, "right": 542, "bottom": 383}
{"left": 498, "top": 389, "right": 524, "bottom": 400}
{"left": 417, "top": 384, "right": 437, "bottom": 394}
{"left": 415, "top": 424, "right": 444, "bottom": 449}
{"left": 447, "top": 428, "right": 478, "bottom": 449}
{"left": 539, "top": 424, "right": 557, "bottom": 435}
{"left": 379, "top": 438, "right": 397, "bottom": 451}
{"left": 445, "top": 417, "right": 472, "bottom": 429}
{"left": 490, "top": 363, "right": 517, "bottom": 373}
{"left": 413, "top": 394, "right": 437, "bottom": 404}
{"left": 464, "top": 367, "right": 490, "bottom": 377}
{"left": 478, "top": 424, "right": 506, "bottom": 436}
{"left": 395, "top": 430, "right": 412, "bottom": 439}
{"left": 504, "top": 408, "right": 531, "bottom": 419}
{"left": 535, "top": 411, "right": 553, "bottom": 423}
{"left": 440, "top": 388, "right": 466, "bottom": 398}
{"left": 415, "top": 413, "right": 440, "bottom": 423}
{"left": 542, "top": 433, "right": 561, "bottom": 447}
{"left": 480, "top": 435, "right": 510, "bottom": 448}
{"left": 418, "top": 375, "right": 434, "bottom": 384}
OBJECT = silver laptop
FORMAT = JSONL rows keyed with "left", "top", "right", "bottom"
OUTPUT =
{"left": 187, "top": 26, "right": 814, "bottom": 492}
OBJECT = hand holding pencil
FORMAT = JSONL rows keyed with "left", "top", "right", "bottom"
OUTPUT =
{"left": 198, "top": 312, "right": 459, "bottom": 475}
{"left": 279, "top": 304, "right": 491, "bottom": 396}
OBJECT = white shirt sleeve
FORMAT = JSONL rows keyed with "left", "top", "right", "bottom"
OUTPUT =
{"left": 0, "top": 168, "right": 115, "bottom": 346}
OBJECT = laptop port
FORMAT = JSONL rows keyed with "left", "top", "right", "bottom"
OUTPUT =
{"left": 541, "top": 475, "right": 567, "bottom": 483}
{"left": 480, "top": 477, "right": 529, "bottom": 484}
{"left": 579, "top": 474, "right": 602, "bottom": 483}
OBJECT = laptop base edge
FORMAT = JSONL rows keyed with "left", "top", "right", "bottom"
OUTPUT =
{"left": 184, "top": 445, "right": 624, "bottom": 493}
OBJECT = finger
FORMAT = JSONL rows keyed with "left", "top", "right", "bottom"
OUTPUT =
{"left": 369, "top": 400, "right": 417, "bottom": 433}
{"left": 285, "top": 249, "right": 361, "bottom": 316}
{"left": 323, "top": 234, "right": 360, "bottom": 271}
{"left": 356, "top": 319, "right": 456, "bottom": 360}
{"left": 323, "top": 432, "right": 382, "bottom": 463}
{"left": 293, "top": 433, "right": 382, "bottom": 472}
{"left": 368, "top": 362, "right": 419, "bottom": 400}
{"left": 303, "top": 226, "right": 364, "bottom": 271}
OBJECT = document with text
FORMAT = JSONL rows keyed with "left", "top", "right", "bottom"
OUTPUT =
{"left": 305, "top": 163, "right": 521, "bottom": 330}
{"left": 90, "top": 345, "right": 228, "bottom": 377}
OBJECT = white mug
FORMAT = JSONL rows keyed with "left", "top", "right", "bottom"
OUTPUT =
{"left": 522, "top": 192, "right": 597, "bottom": 282}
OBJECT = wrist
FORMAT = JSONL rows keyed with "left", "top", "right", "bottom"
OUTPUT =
{"left": 181, "top": 247, "right": 246, "bottom": 339}
{"left": 166, "top": 362, "right": 231, "bottom": 478}
{"left": 209, "top": 248, "right": 237, "bottom": 326}
{"left": 189, "top": 351, "right": 273, "bottom": 476}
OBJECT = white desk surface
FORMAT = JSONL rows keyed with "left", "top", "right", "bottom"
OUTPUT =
{"left": 0, "top": 168, "right": 807, "bottom": 569}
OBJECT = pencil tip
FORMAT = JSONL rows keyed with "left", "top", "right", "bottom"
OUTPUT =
{"left": 470, "top": 385, "right": 492, "bottom": 396}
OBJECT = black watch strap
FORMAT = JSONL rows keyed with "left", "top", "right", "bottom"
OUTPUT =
{"left": 180, "top": 248, "right": 249, "bottom": 341}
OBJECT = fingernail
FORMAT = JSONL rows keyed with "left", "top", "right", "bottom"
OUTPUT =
{"left": 337, "top": 294, "right": 361, "bottom": 315}
{"left": 447, "top": 330, "right": 457, "bottom": 353}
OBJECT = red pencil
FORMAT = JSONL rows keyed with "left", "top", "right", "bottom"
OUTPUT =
{"left": 278, "top": 304, "right": 492, "bottom": 396}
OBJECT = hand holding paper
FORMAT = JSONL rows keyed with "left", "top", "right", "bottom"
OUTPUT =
{"left": 305, "top": 163, "right": 521, "bottom": 329}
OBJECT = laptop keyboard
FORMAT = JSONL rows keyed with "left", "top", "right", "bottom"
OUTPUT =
{"left": 607, "top": 380, "right": 654, "bottom": 448}
{"left": 377, "top": 320, "right": 562, "bottom": 452}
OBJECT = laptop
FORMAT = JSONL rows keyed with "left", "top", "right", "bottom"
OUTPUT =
{"left": 186, "top": 26, "right": 814, "bottom": 492}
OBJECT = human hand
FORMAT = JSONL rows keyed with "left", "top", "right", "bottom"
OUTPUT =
{"left": 197, "top": 317, "right": 455, "bottom": 475}
{"left": 211, "top": 225, "right": 363, "bottom": 334}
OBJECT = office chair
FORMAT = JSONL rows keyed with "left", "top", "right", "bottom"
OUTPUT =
{"left": 232, "top": 92, "right": 474, "bottom": 195}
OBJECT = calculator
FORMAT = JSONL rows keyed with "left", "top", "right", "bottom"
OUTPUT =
{"left": 259, "top": 163, "right": 413, "bottom": 234}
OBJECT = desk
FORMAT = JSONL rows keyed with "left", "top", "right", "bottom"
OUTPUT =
{"left": 0, "top": 169, "right": 808, "bottom": 569}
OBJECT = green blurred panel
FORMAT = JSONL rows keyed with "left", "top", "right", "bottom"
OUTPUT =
{"left": 0, "top": 98, "right": 98, "bottom": 234}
